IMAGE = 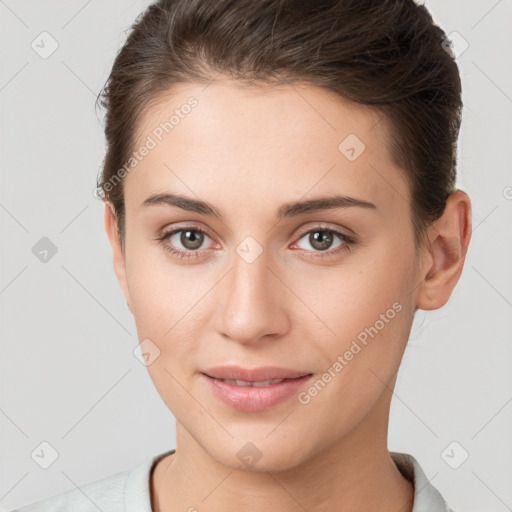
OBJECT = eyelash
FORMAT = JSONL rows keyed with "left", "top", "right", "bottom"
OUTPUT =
{"left": 156, "top": 225, "right": 356, "bottom": 260}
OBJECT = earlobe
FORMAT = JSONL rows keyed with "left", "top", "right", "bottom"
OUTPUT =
{"left": 416, "top": 190, "right": 472, "bottom": 311}
{"left": 103, "top": 202, "right": 132, "bottom": 312}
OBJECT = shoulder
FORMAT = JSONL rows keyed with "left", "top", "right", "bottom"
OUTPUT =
{"left": 391, "top": 451, "right": 455, "bottom": 512}
{"left": 7, "top": 450, "right": 173, "bottom": 512}
{"left": 9, "top": 469, "right": 129, "bottom": 512}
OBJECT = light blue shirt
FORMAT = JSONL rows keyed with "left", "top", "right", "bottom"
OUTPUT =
{"left": 9, "top": 450, "right": 454, "bottom": 512}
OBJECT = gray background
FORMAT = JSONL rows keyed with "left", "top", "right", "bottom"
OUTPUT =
{"left": 1, "top": 1, "right": 511, "bottom": 511}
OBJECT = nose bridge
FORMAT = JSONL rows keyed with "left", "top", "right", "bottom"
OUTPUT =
{"left": 215, "top": 238, "right": 287, "bottom": 343}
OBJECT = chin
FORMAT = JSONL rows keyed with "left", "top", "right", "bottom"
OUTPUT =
{"left": 201, "top": 435, "right": 315, "bottom": 473}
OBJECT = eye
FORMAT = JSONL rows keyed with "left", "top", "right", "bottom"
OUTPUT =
{"left": 157, "top": 224, "right": 356, "bottom": 261}
{"left": 292, "top": 226, "right": 355, "bottom": 258}
{"left": 157, "top": 226, "right": 217, "bottom": 259}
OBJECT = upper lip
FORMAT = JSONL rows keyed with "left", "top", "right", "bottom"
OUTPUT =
{"left": 202, "top": 366, "right": 312, "bottom": 381}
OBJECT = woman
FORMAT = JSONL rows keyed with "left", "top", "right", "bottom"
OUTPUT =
{"left": 12, "top": 0, "right": 471, "bottom": 510}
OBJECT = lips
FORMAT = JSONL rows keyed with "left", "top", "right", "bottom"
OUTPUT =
{"left": 202, "top": 365, "right": 311, "bottom": 382}
{"left": 217, "top": 378, "right": 287, "bottom": 387}
{"left": 200, "top": 366, "right": 313, "bottom": 412}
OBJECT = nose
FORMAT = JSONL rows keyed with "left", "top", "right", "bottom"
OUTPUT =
{"left": 215, "top": 247, "right": 290, "bottom": 345}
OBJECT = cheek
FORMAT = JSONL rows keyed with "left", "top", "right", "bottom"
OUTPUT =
{"left": 125, "top": 233, "right": 190, "bottom": 326}
{"left": 290, "top": 261, "right": 415, "bottom": 433}
{"left": 125, "top": 246, "right": 214, "bottom": 367}
{"left": 291, "top": 243, "right": 417, "bottom": 388}
{"left": 126, "top": 255, "right": 206, "bottom": 408}
{"left": 295, "top": 251, "right": 413, "bottom": 340}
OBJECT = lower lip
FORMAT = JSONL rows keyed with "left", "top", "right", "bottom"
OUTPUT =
{"left": 201, "top": 373, "right": 313, "bottom": 412}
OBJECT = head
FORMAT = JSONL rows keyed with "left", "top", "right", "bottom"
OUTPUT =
{"left": 99, "top": 0, "right": 471, "bottom": 471}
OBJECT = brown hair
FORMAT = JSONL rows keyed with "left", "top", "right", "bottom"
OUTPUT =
{"left": 95, "top": 0, "right": 462, "bottom": 249}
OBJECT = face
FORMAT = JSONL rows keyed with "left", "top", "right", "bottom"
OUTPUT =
{"left": 107, "top": 80, "right": 427, "bottom": 471}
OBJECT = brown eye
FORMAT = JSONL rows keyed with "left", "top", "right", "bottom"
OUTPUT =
{"left": 293, "top": 227, "right": 355, "bottom": 260}
{"left": 158, "top": 226, "right": 216, "bottom": 260}
{"left": 296, "top": 229, "right": 345, "bottom": 252}
{"left": 178, "top": 229, "right": 205, "bottom": 250}
{"left": 308, "top": 230, "right": 335, "bottom": 251}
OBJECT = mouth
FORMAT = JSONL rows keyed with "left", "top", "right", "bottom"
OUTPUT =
{"left": 209, "top": 377, "right": 297, "bottom": 387}
{"left": 202, "top": 365, "right": 311, "bottom": 382}
{"left": 200, "top": 367, "right": 313, "bottom": 412}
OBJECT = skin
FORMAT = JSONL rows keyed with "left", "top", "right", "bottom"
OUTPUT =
{"left": 104, "top": 80, "right": 471, "bottom": 512}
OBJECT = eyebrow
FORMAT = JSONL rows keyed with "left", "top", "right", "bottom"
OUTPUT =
{"left": 141, "top": 192, "right": 376, "bottom": 221}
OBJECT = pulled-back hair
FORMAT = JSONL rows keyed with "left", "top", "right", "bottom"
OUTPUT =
{"left": 95, "top": 0, "right": 462, "bottom": 247}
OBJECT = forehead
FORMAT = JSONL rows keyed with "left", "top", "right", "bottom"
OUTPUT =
{"left": 126, "top": 80, "right": 408, "bottom": 218}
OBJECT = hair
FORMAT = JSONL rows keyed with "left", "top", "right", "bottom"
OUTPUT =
{"left": 95, "top": 0, "right": 462, "bottom": 250}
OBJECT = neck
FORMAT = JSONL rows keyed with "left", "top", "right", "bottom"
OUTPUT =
{"left": 151, "top": 390, "right": 414, "bottom": 512}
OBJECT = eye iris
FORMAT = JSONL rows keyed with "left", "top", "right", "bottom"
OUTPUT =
{"left": 181, "top": 230, "right": 204, "bottom": 250}
{"left": 310, "top": 230, "right": 333, "bottom": 251}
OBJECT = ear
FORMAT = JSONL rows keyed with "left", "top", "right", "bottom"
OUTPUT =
{"left": 416, "top": 190, "right": 472, "bottom": 311}
{"left": 104, "top": 202, "right": 133, "bottom": 314}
